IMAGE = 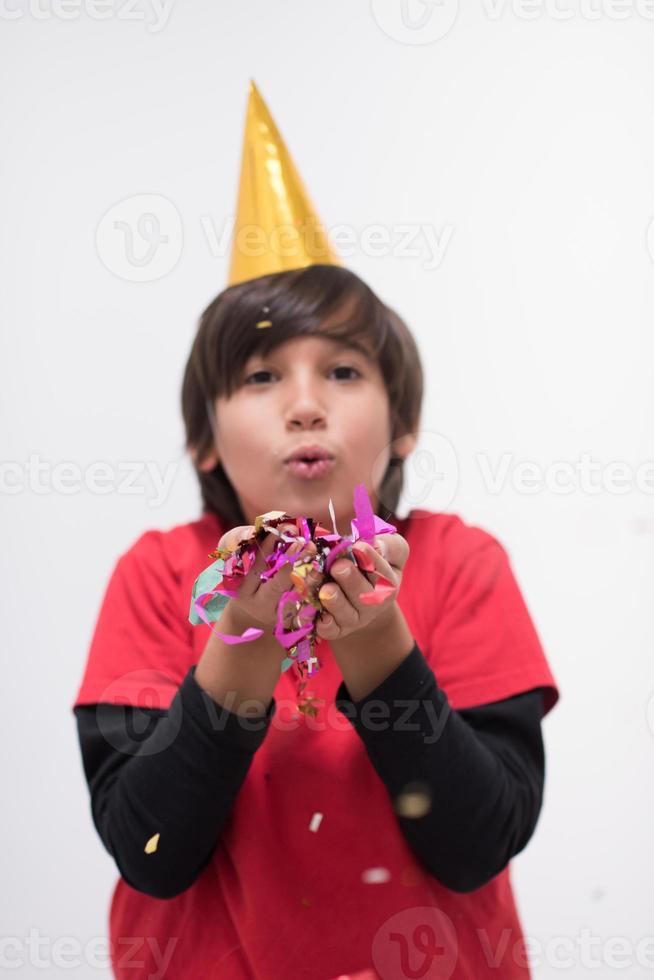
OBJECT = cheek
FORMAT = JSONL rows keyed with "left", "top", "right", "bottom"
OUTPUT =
{"left": 214, "top": 403, "right": 266, "bottom": 460}
{"left": 345, "top": 391, "right": 391, "bottom": 442}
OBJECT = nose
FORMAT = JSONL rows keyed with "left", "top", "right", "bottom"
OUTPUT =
{"left": 284, "top": 375, "right": 328, "bottom": 430}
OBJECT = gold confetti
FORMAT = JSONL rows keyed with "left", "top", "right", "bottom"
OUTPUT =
{"left": 296, "top": 693, "right": 324, "bottom": 718}
{"left": 394, "top": 783, "right": 432, "bottom": 819}
{"left": 144, "top": 833, "right": 160, "bottom": 854}
{"left": 254, "top": 510, "right": 288, "bottom": 533}
{"left": 255, "top": 319, "right": 273, "bottom": 329}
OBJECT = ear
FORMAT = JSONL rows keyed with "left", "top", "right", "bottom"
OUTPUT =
{"left": 392, "top": 433, "right": 417, "bottom": 461}
{"left": 190, "top": 445, "right": 219, "bottom": 473}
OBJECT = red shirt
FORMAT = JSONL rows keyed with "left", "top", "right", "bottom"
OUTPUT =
{"left": 73, "top": 508, "right": 560, "bottom": 980}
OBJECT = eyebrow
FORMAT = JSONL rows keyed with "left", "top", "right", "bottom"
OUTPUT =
{"left": 331, "top": 339, "right": 375, "bottom": 362}
{"left": 248, "top": 338, "right": 375, "bottom": 365}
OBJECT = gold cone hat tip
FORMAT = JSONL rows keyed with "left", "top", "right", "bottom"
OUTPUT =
{"left": 227, "top": 80, "right": 342, "bottom": 287}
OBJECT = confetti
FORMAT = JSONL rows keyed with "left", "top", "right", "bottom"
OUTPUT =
{"left": 361, "top": 867, "right": 391, "bottom": 884}
{"left": 187, "top": 487, "right": 397, "bottom": 716}
{"left": 187, "top": 483, "right": 398, "bottom": 689}
{"left": 255, "top": 319, "right": 273, "bottom": 329}
{"left": 330, "top": 972, "right": 378, "bottom": 980}
{"left": 328, "top": 497, "right": 338, "bottom": 535}
{"left": 309, "top": 812, "right": 323, "bottom": 833}
{"left": 144, "top": 833, "right": 160, "bottom": 854}
{"left": 394, "top": 782, "right": 432, "bottom": 819}
{"left": 357, "top": 573, "right": 397, "bottom": 606}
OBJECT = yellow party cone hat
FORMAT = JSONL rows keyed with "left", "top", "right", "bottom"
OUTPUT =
{"left": 227, "top": 79, "right": 342, "bottom": 286}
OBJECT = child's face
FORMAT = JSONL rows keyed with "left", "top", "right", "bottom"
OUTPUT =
{"left": 201, "top": 334, "right": 407, "bottom": 531}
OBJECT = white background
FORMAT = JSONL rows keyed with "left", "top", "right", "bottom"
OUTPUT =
{"left": 2, "top": 1, "right": 653, "bottom": 977}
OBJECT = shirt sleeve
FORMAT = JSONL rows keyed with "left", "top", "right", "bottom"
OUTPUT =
{"left": 72, "top": 530, "right": 196, "bottom": 710}
{"left": 334, "top": 641, "right": 546, "bottom": 893}
{"left": 74, "top": 665, "right": 277, "bottom": 900}
{"left": 426, "top": 527, "right": 560, "bottom": 716}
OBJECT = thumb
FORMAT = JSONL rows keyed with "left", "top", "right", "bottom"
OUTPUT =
{"left": 218, "top": 525, "right": 254, "bottom": 552}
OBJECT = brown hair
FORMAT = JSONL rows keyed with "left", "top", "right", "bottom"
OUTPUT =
{"left": 181, "top": 264, "right": 423, "bottom": 527}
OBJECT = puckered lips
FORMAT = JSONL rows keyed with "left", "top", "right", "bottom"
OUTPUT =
{"left": 284, "top": 444, "right": 336, "bottom": 481}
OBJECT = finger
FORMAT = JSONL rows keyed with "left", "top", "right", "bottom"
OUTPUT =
{"left": 218, "top": 525, "right": 254, "bottom": 552}
{"left": 318, "top": 580, "right": 359, "bottom": 630}
{"left": 371, "top": 532, "right": 409, "bottom": 574}
{"left": 315, "top": 608, "right": 338, "bottom": 639}
{"left": 352, "top": 538, "right": 402, "bottom": 584}
{"left": 329, "top": 553, "right": 375, "bottom": 610}
{"left": 221, "top": 525, "right": 293, "bottom": 599}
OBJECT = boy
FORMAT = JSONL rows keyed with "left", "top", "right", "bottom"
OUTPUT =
{"left": 73, "top": 81, "right": 559, "bottom": 979}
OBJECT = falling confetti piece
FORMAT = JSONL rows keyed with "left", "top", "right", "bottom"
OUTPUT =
{"left": 330, "top": 972, "right": 379, "bottom": 980}
{"left": 361, "top": 867, "right": 391, "bottom": 884}
{"left": 144, "top": 833, "right": 160, "bottom": 854}
{"left": 309, "top": 812, "right": 323, "bottom": 833}
{"left": 394, "top": 787, "right": 432, "bottom": 819}
{"left": 297, "top": 693, "right": 324, "bottom": 718}
{"left": 255, "top": 319, "right": 273, "bottom": 328}
{"left": 328, "top": 497, "right": 338, "bottom": 535}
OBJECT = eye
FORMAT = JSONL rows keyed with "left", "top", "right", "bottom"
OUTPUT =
{"left": 243, "top": 365, "right": 362, "bottom": 385}
{"left": 331, "top": 365, "right": 362, "bottom": 380}
{"left": 244, "top": 370, "right": 275, "bottom": 385}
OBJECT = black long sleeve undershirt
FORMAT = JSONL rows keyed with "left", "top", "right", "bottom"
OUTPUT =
{"left": 74, "top": 641, "right": 546, "bottom": 899}
{"left": 334, "top": 643, "right": 546, "bottom": 892}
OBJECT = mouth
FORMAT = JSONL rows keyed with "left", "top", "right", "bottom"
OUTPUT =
{"left": 285, "top": 458, "right": 335, "bottom": 480}
{"left": 283, "top": 446, "right": 336, "bottom": 481}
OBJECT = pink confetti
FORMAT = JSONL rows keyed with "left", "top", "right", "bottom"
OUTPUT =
{"left": 358, "top": 575, "right": 397, "bottom": 605}
{"left": 189, "top": 483, "right": 399, "bottom": 678}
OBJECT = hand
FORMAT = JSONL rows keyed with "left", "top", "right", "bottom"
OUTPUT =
{"left": 216, "top": 523, "right": 322, "bottom": 633}
{"left": 315, "top": 532, "right": 409, "bottom": 642}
